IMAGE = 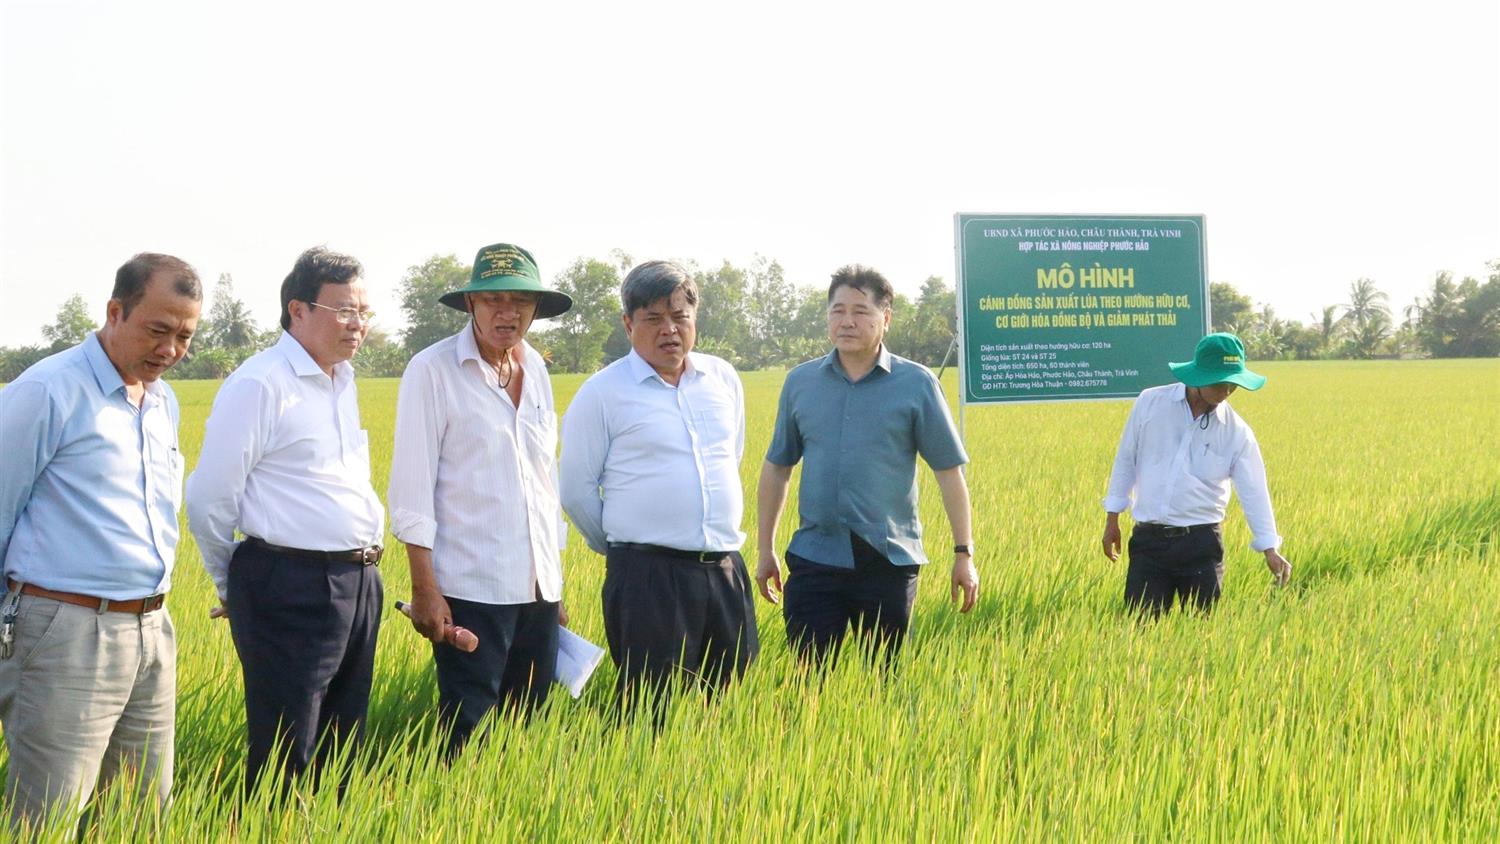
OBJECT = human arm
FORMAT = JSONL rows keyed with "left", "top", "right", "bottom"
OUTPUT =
{"left": 1102, "top": 512, "right": 1122, "bottom": 561}
{"left": 185, "top": 376, "right": 270, "bottom": 604}
{"left": 755, "top": 461, "right": 794, "bottom": 603}
{"left": 0, "top": 382, "right": 60, "bottom": 573}
{"left": 559, "top": 382, "right": 609, "bottom": 554}
{"left": 1102, "top": 396, "right": 1144, "bottom": 521}
{"left": 403, "top": 543, "right": 453, "bottom": 642}
{"left": 934, "top": 465, "right": 978, "bottom": 613}
{"left": 1229, "top": 429, "right": 1287, "bottom": 586}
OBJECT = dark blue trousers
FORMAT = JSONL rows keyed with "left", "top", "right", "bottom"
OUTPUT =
{"left": 1124, "top": 523, "right": 1225, "bottom": 616}
{"left": 433, "top": 596, "right": 559, "bottom": 757}
{"left": 226, "top": 540, "right": 383, "bottom": 795}
{"left": 782, "top": 531, "right": 920, "bottom": 666}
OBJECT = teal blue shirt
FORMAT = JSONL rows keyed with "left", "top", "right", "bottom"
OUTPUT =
{"left": 766, "top": 347, "right": 967, "bottom": 568}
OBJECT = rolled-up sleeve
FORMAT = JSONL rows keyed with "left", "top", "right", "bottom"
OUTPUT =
{"left": 1231, "top": 432, "right": 1281, "bottom": 552}
{"left": 559, "top": 381, "right": 609, "bottom": 554}
{"left": 186, "top": 376, "right": 270, "bottom": 600}
{"left": 387, "top": 357, "right": 444, "bottom": 550}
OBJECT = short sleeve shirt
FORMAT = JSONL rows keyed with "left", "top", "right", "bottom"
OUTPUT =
{"left": 766, "top": 347, "right": 967, "bottom": 568}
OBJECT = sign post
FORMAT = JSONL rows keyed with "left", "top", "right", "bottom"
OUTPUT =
{"left": 954, "top": 214, "right": 1210, "bottom": 407}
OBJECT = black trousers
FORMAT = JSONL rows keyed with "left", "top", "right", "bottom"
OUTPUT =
{"left": 1123, "top": 523, "right": 1225, "bottom": 616}
{"left": 226, "top": 539, "right": 383, "bottom": 795}
{"left": 433, "top": 595, "right": 559, "bottom": 757}
{"left": 602, "top": 545, "right": 758, "bottom": 706}
{"left": 782, "top": 531, "right": 920, "bottom": 666}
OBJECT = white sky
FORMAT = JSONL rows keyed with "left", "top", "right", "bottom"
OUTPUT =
{"left": 2, "top": 0, "right": 1496, "bottom": 346}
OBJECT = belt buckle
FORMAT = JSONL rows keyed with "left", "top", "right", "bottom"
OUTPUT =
{"left": 143, "top": 593, "right": 165, "bottom": 613}
{"left": 1163, "top": 526, "right": 1191, "bottom": 538}
{"left": 361, "top": 545, "right": 382, "bottom": 565}
{"left": 697, "top": 551, "right": 722, "bottom": 563}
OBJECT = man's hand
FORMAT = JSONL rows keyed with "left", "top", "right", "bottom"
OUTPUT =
{"left": 409, "top": 587, "right": 453, "bottom": 643}
{"left": 559, "top": 601, "right": 570, "bottom": 628}
{"left": 755, "top": 550, "right": 784, "bottom": 604}
{"left": 1102, "top": 513, "right": 1122, "bottom": 562}
{"left": 1265, "top": 549, "right": 1292, "bottom": 587}
{"left": 950, "top": 553, "right": 979, "bottom": 613}
{"left": 208, "top": 605, "right": 229, "bottom": 620}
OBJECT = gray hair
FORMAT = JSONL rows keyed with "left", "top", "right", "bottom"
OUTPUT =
{"left": 621, "top": 260, "right": 699, "bottom": 315}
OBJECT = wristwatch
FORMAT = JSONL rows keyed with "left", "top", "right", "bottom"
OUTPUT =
{"left": 954, "top": 544, "right": 973, "bottom": 555}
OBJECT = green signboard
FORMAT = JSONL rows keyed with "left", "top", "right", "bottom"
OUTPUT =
{"left": 954, "top": 213, "right": 1210, "bottom": 404}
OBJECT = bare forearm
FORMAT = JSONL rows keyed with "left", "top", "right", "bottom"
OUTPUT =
{"left": 934, "top": 465, "right": 972, "bottom": 545}
{"left": 404, "top": 543, "right": 440, "bottom": 597}
{"left": 757, "top": 462, "right": 793, "bottom": 554}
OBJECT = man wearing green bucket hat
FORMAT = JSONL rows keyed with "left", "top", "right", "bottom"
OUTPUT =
{"left": 388, "top": 243, "right": 573, "bottom": 755}
{"left": 1101, "top": 332, "right": 1292, "bottom": 615}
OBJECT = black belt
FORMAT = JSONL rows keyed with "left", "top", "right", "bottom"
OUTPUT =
{"left": 245, "top": 536, "right": 383, "bottom": 565}
{"left": 1133, "top": 522, "right": 1219, "bottom": 538}
{"left": 609, "top": 542, "right": 732, "bottom": 563}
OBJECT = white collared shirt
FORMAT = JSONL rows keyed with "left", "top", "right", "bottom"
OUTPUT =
{"left": 1103, "top": 382, "right": 1281, "bottom": 551}
{"left": 560, "top": 350, "right": 746, "bottom": 554}
{"left": 186, "top": 332, "right": 385, "bottom": 599}
{"left": 387, "top": 328, "right": 565, "bottom": 605}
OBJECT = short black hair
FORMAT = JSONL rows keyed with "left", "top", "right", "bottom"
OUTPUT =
{"left": 112, "top": 253, "right": 203, "bottom": 318}
{"left": 827, "top": 264, "right": 893, "bottom": 309}
{"left": 621, "top": 260, "right": 698, "bottom": 315}
{"left": 279, "top": 246, "right": 364, "bottom": 330}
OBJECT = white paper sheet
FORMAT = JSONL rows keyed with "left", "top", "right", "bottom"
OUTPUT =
{"left": 554, "top": 626, "right": 606, "bottom": 699}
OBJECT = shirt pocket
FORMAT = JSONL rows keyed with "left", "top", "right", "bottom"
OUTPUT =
{"left": 145, "top": 419, "right": 183, "bottom": 510}
{"left": 353, "top": 429, "right": 373, "bottom": 477}
{"left": 689, "top": 394, "right": 739, "bottom": 460}
{"left": 522, "top": 408, "right": 559, "bottom": 457}
{"left": 1189, "top": 445, "right": 1234, "bottom": 483}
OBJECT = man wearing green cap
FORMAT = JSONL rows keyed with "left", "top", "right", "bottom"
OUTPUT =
{"left": 1101, "top": 332, "right": 1292, "bottom": 615}
{"left": 388, "top": 243, "right": 573, "bottom": 755}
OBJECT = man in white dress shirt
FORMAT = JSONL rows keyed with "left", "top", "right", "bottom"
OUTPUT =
{"left": 387, "top": 243, "right": 572, "bottom": 756}
{"left": 1102, "top": 333, "right": 1292, "bottom": 615}
{"left": 560, "top": 260, "right": 757, "bottom": 708}
{"left": 187, "top": 246, "right": 385, "bottom": 793}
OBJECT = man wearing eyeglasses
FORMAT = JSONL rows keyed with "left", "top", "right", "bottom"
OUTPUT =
{"left": 387, "top": 243, "right": 573, "bottom": 756}
{"left": 187, "top": 246, "right": 384, "bottom": 795}
{"left": 1100, "top": 332, "right": 1293, "bottom": 616}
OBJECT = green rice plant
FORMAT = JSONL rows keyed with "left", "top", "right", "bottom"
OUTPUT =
{"left": 2, "top": 358, "right": 1496, "bottom": 841}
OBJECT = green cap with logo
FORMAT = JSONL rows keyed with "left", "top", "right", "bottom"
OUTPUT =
{"left": 438, "top": 243, "right": 573, "bottom": 318}
{"left": 1169, "top": 332, "right": 1267, "bottom": 390}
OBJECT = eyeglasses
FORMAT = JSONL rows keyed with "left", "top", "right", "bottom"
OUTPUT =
{"left": 307, "top": 301, "right": 376, "bottom": 325}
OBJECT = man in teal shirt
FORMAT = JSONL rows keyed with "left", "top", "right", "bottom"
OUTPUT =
{"left": 756, "top": 264, "right": 979, "bottom": 665}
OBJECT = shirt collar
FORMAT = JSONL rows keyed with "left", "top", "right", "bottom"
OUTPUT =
{"left": 82, "top": 332, "right": 126, "bottom": 397}
{"left": 1173, "top": 381, "right": 1229, "bottom": 421}
{"left": 275, "top": 331, "right": 351, "bottom": 383}
{"left": 625, "top": 349, "right": 697, "bottom": 385}
{"left": 455, "top": 322, "right": 540, "bottom": 372}
{"left": 82, "top": 332, "right": 166, "bottom": 404}
{"left": 820, "top": 345, "right": 892, "bottom": 381}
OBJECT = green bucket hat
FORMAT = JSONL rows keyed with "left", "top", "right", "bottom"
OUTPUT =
{"left": 1168, "top": 332, "right": 1267, "bottom": 390}
{"left": 438, "top": 243, "right": 573, "bottom": 319}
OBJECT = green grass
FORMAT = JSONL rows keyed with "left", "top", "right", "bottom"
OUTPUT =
{"left": 5, "top": 359, "right": 1499, "bottom": 841}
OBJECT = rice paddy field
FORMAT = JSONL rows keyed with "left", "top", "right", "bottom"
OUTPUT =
{"left": 4, "top": 358, "right": 1498, "bottom": 841}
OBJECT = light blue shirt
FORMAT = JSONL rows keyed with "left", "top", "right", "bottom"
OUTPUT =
{"left": 0, "top": 333, "right": 182, "bottom": 599}
{"left": 766, "top": 346, "right": 967, "bottom": 569}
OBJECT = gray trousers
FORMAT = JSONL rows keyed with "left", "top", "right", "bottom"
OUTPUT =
{"left": 0, "top": 592, "right": 175, "bottom": 828}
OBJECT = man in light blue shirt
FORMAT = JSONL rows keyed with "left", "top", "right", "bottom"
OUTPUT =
{"left": 0, "top": 253, "right": 201, "bottom": 828}
{"left": 756, "top": 264, "right": 978, "bottom": 666}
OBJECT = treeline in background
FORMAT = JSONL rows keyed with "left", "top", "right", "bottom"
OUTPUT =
{"left": 3, "top": 254, "right": 1497, "bottom": 382}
